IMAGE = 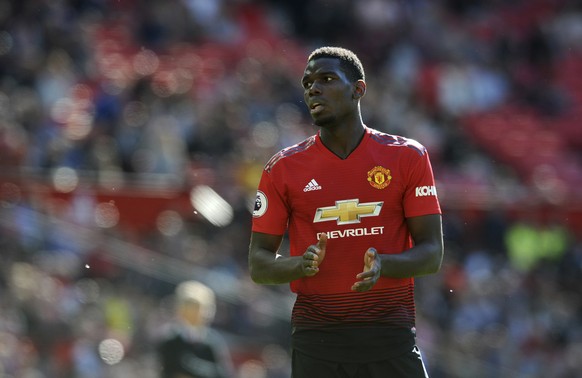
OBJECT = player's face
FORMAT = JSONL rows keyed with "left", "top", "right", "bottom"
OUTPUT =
{"left": 301, "top": 58, "right": 357, "bottom": 127}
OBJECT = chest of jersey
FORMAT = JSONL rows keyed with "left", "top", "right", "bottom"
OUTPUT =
{"left": 275, "top": 147, "right": 414, "bottom": 293}
{"left": 282, "top": 152, "right": 406, "bottom": 233}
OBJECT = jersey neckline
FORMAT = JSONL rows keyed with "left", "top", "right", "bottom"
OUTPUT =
{"left": 315, "top": 125, "right": 370, "bottom": 160}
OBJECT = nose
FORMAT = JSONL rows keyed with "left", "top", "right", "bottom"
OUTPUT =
{"left": 307, "top": 84, "right": 321, "bottom": 99}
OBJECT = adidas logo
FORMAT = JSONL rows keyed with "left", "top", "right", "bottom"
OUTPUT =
{"left": 303, "top": 179, "right": 322, "bottom": 192}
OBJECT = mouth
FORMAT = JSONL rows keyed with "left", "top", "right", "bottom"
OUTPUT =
{"left": 310, "top": 102, "right": 325, "bottom": 115}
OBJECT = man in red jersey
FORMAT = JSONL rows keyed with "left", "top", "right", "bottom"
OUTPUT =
{"left": 248, "top": 46, "right": 443, "bottom": 378}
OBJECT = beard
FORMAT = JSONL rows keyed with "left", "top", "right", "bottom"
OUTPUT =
{"left": 312, "top": 113, "right": 336, "bottom": 127}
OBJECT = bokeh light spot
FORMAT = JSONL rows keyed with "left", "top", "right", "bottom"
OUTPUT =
{"left": 261, "top": 344, "right": 289, "bottom": 370}
{"left": 98, "top": 338, "right": 125, "bottom": 365}
{"left": 252, "top": 121, "right": 279, "bottom": 148}
{"left": 238, "top": 360, "right": 267, "bottom": 378}
{"left": 133, "top": 49, "right": 159, "bottom": 76}
{"left": 51, "top": 98, "right": 74, "bottom": 124}
{"left": 64, "top": 110, "right": 93, "bottom": 140}
{"left": 94, "top": 201, "right": 120, "bottom": 228}
{"left": 52, "top": 167, "right": 79, "bottom": 193}
{"left": 156, "top": 210, "right": 184, "bottom": 236}
{"left": 190, "top": 185, "right": 233, "bottom": 227}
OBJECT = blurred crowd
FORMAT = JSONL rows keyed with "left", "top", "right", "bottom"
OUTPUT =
{"left": 0, "top": 0, "right": 581, "bottom": 377}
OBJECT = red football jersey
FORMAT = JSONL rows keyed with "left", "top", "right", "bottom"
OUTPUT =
{"left": 252, "top": 126, "right": 441, "bottom": 328}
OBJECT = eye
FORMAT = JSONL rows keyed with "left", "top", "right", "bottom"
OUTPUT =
{"left": 302, "top": 81, "right": 312, "bottom": 89}
{"left": 324, "top": 76, "right": 334, "bottom": 82}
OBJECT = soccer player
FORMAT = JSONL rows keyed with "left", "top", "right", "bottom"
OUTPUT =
{"left": 157, "top": 280, "right": 234, "bottom": 378}
{"left": 248, "top": 46, "right": 444, "bottom": 377}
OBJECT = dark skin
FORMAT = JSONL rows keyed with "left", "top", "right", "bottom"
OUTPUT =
{"left": 248, "top": 57, "right": 444, "bottom": 291}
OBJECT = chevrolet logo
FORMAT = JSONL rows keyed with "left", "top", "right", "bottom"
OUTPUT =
{"left": 313, "top": 199, "right": 383, "bottom": 225}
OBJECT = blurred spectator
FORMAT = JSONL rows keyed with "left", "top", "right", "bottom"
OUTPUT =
{"left": 157, "top": 280, "right": 234, "bottom": 378}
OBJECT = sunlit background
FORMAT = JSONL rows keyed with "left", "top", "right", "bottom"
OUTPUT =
{"left": 0, "top": 1, "right": 581, "bottom": 377}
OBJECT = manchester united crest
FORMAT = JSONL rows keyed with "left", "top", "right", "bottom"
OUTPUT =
{"left": 367, "top": 166, "right": 391, "bottom": 189}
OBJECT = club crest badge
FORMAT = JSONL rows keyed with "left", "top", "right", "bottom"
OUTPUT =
{"left": 367, "top": 166, "right": 391, "bottom": 189}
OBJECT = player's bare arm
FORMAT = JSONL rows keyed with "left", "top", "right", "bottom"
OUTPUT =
{"left": 379, "top": 213, "right": 443, "bottom": 279}
{"left": 351, "top": 214, "right": 443, "bottom": 291}
{"left": 249, "top": 232, "right": 328, "bottom": 284}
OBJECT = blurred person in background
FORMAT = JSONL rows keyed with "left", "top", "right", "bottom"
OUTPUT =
{"left": 248, "top": 46, "right": 444, "bottom": 378}
{"left": 157, "top": 280, "right": 234, "bottom": 378}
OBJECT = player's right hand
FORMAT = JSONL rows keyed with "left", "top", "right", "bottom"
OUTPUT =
{"left": 301, "top": 233, "right": 327, "bottom": 277}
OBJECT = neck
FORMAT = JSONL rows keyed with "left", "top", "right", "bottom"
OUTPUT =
{"left": 319, "top": 121, "right": 365, "bottom": 159}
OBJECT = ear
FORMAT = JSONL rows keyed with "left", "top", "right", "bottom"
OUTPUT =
{"left": 353, "top": 80, "right": 366, "bottom": 99}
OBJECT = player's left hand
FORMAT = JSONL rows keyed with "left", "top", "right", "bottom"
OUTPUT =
{"left": 351, "top": 248, "right": 381, "bottom": 292}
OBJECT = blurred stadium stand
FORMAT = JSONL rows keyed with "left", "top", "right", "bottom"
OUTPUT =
{"left": 0, "top": 0, "right": 581, "bottom": 377}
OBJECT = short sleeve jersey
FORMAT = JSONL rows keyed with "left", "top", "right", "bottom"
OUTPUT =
{"left": 252, "top": 126, "right": 441, "bottom": 329}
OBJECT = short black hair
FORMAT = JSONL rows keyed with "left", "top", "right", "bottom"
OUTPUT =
{"left": 308, "top": 46, "right": 365, "bottom": 83}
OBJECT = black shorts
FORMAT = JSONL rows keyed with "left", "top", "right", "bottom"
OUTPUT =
{"left": 291, "top": 345, "right": 429, "bottom": 378}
